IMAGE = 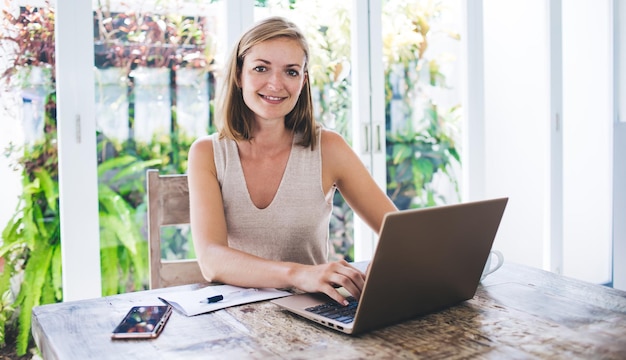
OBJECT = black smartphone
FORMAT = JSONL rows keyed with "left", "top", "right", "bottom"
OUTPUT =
{"left": 111, "top": 305, "right": 172, "bottom": 340}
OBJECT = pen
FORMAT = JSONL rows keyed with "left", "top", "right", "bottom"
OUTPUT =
{"left": 199, "top": 288, "right": 258, "bottom": 304}
{"left": 201, "top": 295, "right": 224, "bottom": 304}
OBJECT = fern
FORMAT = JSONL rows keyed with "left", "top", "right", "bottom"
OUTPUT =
{"left": 15, "top": 241, "right": 55, "bottom": 355}
{"left": 0, "top": 164, "right": 62, "bottom": 356}
{"left": 97, "top": 156, "right": 156, "bottom": 295}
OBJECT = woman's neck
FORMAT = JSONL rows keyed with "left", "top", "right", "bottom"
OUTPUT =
{"left": 239, "top": 122, "right": 293, "bottom": 158}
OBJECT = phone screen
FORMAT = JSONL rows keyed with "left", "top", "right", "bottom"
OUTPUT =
{"left": 111, "top": 305, "right": 172, "bottom": 339}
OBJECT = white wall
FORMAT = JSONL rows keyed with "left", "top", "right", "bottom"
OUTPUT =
{"left": 483, "top": 0, "right": 550, "bottom": 269}
{"left": 562, "top": 0, "right": 613, "bottom": 284}
{"left": 612, "top": 0, "right": 625, "bottom": 290}
{"left": 481, "top": 0, "right": 613, "bottom": 284}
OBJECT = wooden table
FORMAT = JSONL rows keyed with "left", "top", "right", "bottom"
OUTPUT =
{"left": 32, "top": 262, "right": 626, "bottom": 359}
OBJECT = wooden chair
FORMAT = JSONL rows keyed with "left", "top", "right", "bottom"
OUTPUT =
{"left": 146, "top": 169, "right": 206, "bottom": 289}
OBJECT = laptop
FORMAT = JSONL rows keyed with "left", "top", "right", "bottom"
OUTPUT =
{"left": 271, "top": 197, "right": 508, "bottom": 335}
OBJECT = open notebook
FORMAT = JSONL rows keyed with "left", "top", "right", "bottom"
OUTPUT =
{"left": 272, "top": 197, "right": 508, "bottom": 335}
{"left": 159, "top": 285, "right": 290, "bottom": 316}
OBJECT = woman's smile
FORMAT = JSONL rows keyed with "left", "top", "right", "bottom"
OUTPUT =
{"left": 260, "top": 94, "right": 287, "bottom": 104}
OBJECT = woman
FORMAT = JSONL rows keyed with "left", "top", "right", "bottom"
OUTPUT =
{"left": 188, "top": 16, "right": 397, "bottom": 305}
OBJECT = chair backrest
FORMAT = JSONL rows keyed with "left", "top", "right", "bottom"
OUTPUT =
{"left": 146, "top": 169, "right": 206, "bottom": 289}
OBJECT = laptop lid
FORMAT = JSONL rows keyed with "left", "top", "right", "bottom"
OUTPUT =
{"left": 272, "top": 197, "right": 508, "bottom": 335}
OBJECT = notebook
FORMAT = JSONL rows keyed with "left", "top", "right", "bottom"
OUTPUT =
{"left": 271, "top": 197, "right": 508, "bottom": 335}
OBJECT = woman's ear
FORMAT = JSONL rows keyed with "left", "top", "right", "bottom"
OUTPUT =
{"left": 302, "top": 71, "right": 308, "bottom": 87}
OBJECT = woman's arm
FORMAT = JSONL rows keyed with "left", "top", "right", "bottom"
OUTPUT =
{"left": 188, "top": 136, "right": 365, "bottom": 304}
{"left": 321, "top": 129, "right": 398, "bottom": 234}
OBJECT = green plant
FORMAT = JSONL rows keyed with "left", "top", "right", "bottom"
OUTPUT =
{"left": 93, "top": 2, "right": 216, "bottom": 72}
{"left": 0, "top": 3, "right": 58, "bottom": 356}
{"left": 0, "top": 4, "right": 61, "bottom": 355}
{"left": 0, "top": 100, "right": 60, "bottom": 355}
{"left": 387, "top": 105, "right": 461, "bottom": 208}
{"left": 97, "top": 151, "right": 161, "bottom": 295}
{"left": 0, "top": 2, "right": 56, "bottom": 88}
{"left": 383, "top": 0, "right": 461, "bottom": 209}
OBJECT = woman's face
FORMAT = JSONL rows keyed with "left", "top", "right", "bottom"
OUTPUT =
{"left": 239, "top": 37, "right": 307, "bottom": 125}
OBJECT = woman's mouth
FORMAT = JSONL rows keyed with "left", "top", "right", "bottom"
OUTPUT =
{"left": 261, "top": 94, "right": 286, "bottom": 103}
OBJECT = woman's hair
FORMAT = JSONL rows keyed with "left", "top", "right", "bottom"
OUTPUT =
{"left": 215, "top": 16, "right": 317, "bottom": 149}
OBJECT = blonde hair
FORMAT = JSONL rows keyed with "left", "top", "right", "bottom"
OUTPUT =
{"left": 215, "top": 16, "right": 317, "bottom": 149}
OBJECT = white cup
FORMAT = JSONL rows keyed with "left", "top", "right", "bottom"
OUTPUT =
{"left": 481, "top": 250, "right": 504, "bottom": 281}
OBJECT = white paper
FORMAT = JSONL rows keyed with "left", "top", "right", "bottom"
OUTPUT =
{"left": 158, "top": 285, "right": 292, "bottom": 316}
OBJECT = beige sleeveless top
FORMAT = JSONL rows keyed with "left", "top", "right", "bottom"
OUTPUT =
{"left": 211, "top": 130, "right": 335, "bottom": 265}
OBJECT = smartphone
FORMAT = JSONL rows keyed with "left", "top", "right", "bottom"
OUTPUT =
{"left": 111, "top": 305, "right": 172, "bottom": 339}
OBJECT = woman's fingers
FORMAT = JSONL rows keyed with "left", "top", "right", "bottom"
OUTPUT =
{"left": 322, "top": 284, "right": 351, "bottom": 305}
{"left": 323, "top": 261, "right": 366, "bottom": 303}
{"left": 291, "top": 261, "right": 366, "bottom": 305}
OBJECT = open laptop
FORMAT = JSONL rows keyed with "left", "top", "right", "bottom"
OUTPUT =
{"left": 271, "top": 197, "right": 508, "bottom": 335}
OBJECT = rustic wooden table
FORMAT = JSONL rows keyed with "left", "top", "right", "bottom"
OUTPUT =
{"left": 32, "top": 262, "right": 626, "bottom": 359}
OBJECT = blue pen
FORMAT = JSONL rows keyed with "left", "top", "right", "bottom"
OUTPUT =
{"left": 200, "top": 295, "right": 224, "bottom": 304}
{"left": 199, "top": 289, "right": 258, "bottom": 304}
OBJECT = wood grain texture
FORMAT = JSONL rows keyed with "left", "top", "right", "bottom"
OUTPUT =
{"left": 146, "top": 169, "right": 205, "bottom": 289}
{"left": 32, "top": 262, "right": 626, "bottom": 359}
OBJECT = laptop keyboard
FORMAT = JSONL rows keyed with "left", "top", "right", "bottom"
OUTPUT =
{"left": 305, "top": 297, "right": 359, "bottom": 324}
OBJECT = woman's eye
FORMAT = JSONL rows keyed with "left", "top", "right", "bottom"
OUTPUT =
{"left": 253, "top": 66, "right": 267, "bottom": 72}
{"left": 287, "top": 69, "right": 299, "bottom": 77}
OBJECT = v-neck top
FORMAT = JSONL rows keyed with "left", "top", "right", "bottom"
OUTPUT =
{"left": 211, "top": 129, "right": 335, "bottom": 265}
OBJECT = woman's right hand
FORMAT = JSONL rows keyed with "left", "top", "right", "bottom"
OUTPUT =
{"left": 289, "top": 260, "right": 366, "bottom": 305}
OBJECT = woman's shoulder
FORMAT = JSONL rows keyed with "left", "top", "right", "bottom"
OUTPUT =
{"left": 190, "top": 134, "right": 215, "bottom": 152}
{"left": 320, "top": 127, "right": 350, "bottom": 150}
{"left": 190, "top": 133, "right": 229, "bottom": 163}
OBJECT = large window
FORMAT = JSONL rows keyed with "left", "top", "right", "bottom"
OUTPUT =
{"left": 0, "top": 0, "right": 620, "bottom": 301}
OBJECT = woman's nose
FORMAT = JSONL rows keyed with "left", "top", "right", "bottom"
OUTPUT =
{"left": 266, "top": 71, "right": 283, "bottom": 90}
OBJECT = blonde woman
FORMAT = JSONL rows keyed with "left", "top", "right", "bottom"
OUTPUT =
{"left": 188, "top": 16, "right": 397, "bottom": 305}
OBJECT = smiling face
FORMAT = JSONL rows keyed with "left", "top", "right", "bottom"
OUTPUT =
{"left": 238, "top": 37, "right": 307, "bottom": 125}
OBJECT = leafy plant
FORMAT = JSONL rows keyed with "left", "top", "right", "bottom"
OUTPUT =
{"left": 0, "top": 133, "right": 167, "bottom": 356}
{"left": 93, "top": 2, "right": 216, "bottom": 72}
{"left": 0, "top": 103, "right": 60, "bottom": 355}
{"left": 383, "top": 0, "right": 462, "bottom": 209}
{"left": 387, "top": 105, "right": 461, "bottom": 208}
{"left": 0, "top": 2, "right": 56, "bottom": 87}
{"left": 97, "top": 151, "right": 161, "bottom": 295}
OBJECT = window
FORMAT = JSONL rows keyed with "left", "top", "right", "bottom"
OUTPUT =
{"left": 91, "top": 1, "right": 225, "bottom": 294}
{"left": 2, "top": 0, "right": 618, "bottom": 301}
